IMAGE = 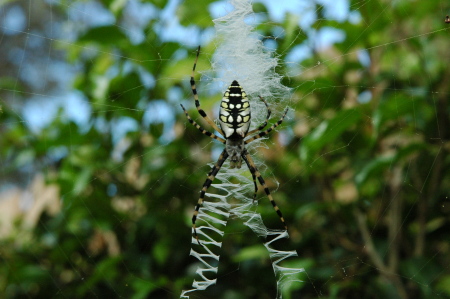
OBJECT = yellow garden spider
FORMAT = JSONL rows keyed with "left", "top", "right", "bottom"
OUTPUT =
{"left": 180, "top": 46, "right": 288, "bottom": 244}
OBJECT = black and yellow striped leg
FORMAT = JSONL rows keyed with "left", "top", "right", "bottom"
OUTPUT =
{"left": 251, "top": 171, "right": 258, "bottom": 202}
{"left": 242, "top": 152, "right": 287, "bottom": 231}
{"left": 190, "top": 46, "right": 225, "bottom": 137}
{"left": 244, "top": 108, "right": 289, "bottom": 145}
{"left": 192, "top": 149, "right": 230, "bottom": 245}
{"left": 247, "top": 96, "right": 272, "bottom": 135}
{"left": 180, "top": 104, "right": 226, "bottom": 144}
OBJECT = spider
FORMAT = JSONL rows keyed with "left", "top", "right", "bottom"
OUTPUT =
{"left": 180, "top": 46, "right": 289, "bottom": 245}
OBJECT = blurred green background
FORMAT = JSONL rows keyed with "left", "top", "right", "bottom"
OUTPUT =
{"left": 0, "top": 0, "right": 449, "bottom": 298}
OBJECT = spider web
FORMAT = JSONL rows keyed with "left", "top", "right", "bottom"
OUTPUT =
{"left": 182, "top": 1, "right": 302, "bottom": 297}
{"left": 0, "top": 0, "right": 449, "bottom": 298}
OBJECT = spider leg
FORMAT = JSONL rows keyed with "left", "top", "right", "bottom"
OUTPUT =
{"left": 180, "top": 104, "right": 226, "bottom": 144}
{"left": 192, "top": 149, "right": 229, "bottom": 245}
{"left": 242, "top": 152, "right": 287, "bottom": 230}
{"left": 244, "top": 108, "right": 288, "bottom": 145}
{"left": 247, "top": 96, "right": 272, "bottom": 135}
{"left": 250, "top": 171, "right": 258, "bottom": 202}
{"left": 190, "top": 46, "right": 225, "bottom": 137}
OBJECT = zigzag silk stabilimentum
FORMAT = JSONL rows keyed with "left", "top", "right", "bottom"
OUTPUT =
{"left": 181, "top": 0, "right": 303, "bottom": 298}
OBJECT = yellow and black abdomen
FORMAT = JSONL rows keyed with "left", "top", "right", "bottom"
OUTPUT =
{"left": 218, "top": 80, "right": 251, "bottom": 139}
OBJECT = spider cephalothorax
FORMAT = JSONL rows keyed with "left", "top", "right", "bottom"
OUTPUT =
{"left": 180, "top": 46, "right": 288, "bottom": 245}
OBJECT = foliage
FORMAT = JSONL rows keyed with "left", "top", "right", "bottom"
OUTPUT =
{"left": 0, "top": 0, "right": 449, "bottom": 298}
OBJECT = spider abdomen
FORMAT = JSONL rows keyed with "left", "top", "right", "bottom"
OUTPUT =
{"left": 219, "top": 80, "right": 251, "bottom": 139}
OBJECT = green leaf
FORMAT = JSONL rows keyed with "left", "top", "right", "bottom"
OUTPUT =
{"left": 400, "top": 257, "right": 440, "bottom": 297}
{"left": 131, "top": 278, "right": 160, "bottom": 299}
{"left": 144, "top": 0, "right": 168, "bottom": 9}
{"left": 233, "top": 245, "right": 268, "bottom": 262}
{"left": 280, "top": 259, "right": 312, "bottom": 299}
{"left": 78, "top": 25, "right": 128, "bottom": 45}
{"left": 177, "top": 0, "right": 212, "bottom": 28}
{"left": 73, "top": 167, "right": 93, "bottom": 195}
{"left": 280, "top": 13, "right": 301, "bottom": 53}
{"left": 17, "top": 265, "right": 47, "bottom": 281}
{"left": 300, "top": 109, "right": 362, "bottom": 162}
{"left": 152, "top": 240, "right": 169, "bottom": 265}
{"left": 355, "top": 155, "right": 395, "bottom": 187}
{"left": 78, "top": 257, "right": 122, "bottom": 296}
{"left": 103, "top": 71, "right": 144, "bottom": 119}
{"left": 109, "top": 0, "right": 127, "bottom": 15}
{"left": 436, "top": 275, "right": 450, "bottom": 296}
{"left": 355, "top": 142, "right": 425, "bottom": 188}
{"left": 372, "top": 94, "right": 416, "bottom": 138}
